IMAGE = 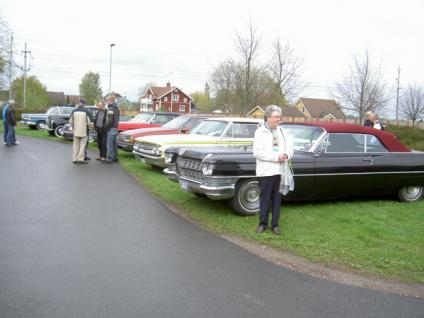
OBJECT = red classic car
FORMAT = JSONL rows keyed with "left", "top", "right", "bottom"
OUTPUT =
{"left": 117, "top": 114, "right": 209, "bottom": 152}
{"left": 117, "top": 111, "right": 180, "bottom": 132}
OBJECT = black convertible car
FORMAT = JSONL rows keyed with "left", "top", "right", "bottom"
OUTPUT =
{"left": 164, "top": 122, "right": 424, "bottom": 215}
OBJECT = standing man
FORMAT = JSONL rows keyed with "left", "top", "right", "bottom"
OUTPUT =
{"left": 363, "top": 111, "right": 374, "bottom": 127}
{"left": 2, "top": 100, "right": 11, "bottom": 145}
{"left": 253, "top": 105, "right": 293, "bottom": 235}
{"left": 5, "top": 100, "right": 18, "bottom": 146}
{"left": 69, "top": 98, "right": 92, "bottom": 164}
{"left": 105, "top": 95, "right": 120, "bottom": 163}
{"left": 94, "top": 101, "right": 107, "bottom": 161}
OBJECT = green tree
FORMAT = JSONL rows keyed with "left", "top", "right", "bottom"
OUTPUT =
{"left": 11, "top": 76, "right": 51, "bottom": 109}
{"left": 191, "top": 91, "right": 211, "bottom": 112}
{"left": 79, "top": 71, "right": 102, "bottom": 105}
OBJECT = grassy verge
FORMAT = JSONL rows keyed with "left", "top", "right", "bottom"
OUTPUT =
{"left": 5, "top": 121, "right": 424, "bottom": 284}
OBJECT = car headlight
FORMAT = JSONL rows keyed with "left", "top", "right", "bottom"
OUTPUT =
{"left": 128, "top": 136, "right": 134, "bottom": 143}
{"left": 134, "top": 142, "right": 141, "bottom": 151}
{"left": 153, "top": 146, "right": 161, "bottom": 156}
{"left": 164, "top": 152, "right": 174, "bottom": 164}
{"left": 202, "top": 163, "right": 214, "bottom": 176}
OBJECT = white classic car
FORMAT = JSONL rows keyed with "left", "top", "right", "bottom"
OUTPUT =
{"left": 132, "top": 117, "right": 262, "bottom": 167}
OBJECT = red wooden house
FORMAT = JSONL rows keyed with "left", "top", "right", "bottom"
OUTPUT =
{"left": 140, "top": 82, "right": 195, "bottom": 113}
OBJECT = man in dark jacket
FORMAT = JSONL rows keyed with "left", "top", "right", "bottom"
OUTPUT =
{"left": 363, "top": 111, "right": 374, "bottom": 127}
{"left": 104, "top": 95, "right": 120, "bottom": 163}
{"left": 5, "top": 101, "right": 18, "bottom": 146}
{"left": 94, "top": 101, "right": 107, "bottom": 161}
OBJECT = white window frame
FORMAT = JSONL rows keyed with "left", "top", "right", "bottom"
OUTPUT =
{"left": 183, "top": 97, "right": 187, "bottom": 102}
{"left": 179, "top": 104, "right": 185, "bottom": 112}
{"left": 164, "top": 96, "right": 168, "bottom": 102}
{"left": 172, "top": 94, "right": 179, "bottom": 102}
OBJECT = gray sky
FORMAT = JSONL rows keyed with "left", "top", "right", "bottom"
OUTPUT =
{"left": 1, "top": 0, "right": 423, "bottom": 116}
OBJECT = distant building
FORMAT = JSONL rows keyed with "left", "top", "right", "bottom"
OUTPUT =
{"left": 140, "top": 82, "right": 194, "bottom": 113}
{"left": 246, "top": 105, "right": 305, "bottom": 119}
{"left": 294, "top": 97, "right": 345, "bottom": 119}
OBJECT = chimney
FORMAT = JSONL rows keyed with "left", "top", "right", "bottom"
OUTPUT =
{"left": 166, "top": 82, "right": 171, "bottom": 88}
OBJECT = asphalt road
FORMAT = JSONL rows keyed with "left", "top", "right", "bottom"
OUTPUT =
{"left": 0, "top": 136, "right": 423, "bottom": 318}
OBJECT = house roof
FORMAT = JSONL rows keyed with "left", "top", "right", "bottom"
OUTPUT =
{"left": 143, "top": 84, "right": 193, "bottom": 101}
{"left": 281, "top": 105, "right": 305, "bottom": 117}
{"left": 298, "top": 97, "right": 345, "bottom": 119}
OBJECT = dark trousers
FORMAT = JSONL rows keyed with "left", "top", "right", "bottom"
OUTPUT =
{"left": 97, "top": 129, "right": 107, "bottom": 158}
{"left": 259, "top": 175, "right": 282, "bottom": 229}
{"left": 3, "top": 121, "right": 9, "bottom": 143}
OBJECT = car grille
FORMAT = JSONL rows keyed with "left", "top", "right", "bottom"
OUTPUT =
{"left": 177, "top": 157, "right": 205, "bottom": 182}
{"left": 134, "top": 142, "right": 160, "bottom": 156}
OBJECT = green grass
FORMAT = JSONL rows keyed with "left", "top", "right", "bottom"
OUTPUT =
{"left": 386, "top": 125, "right": 424, "bottom": 151}
{"left": 4, "top": 121, "right": 424, "bottom": 284}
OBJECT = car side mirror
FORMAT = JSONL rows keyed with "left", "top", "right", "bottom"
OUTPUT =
{"left": 180, "top": 128, "right": 189, "bottom": 134}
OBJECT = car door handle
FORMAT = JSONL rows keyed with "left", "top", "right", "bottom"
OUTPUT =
{"left": 363, "top": 158, "right": 374, "bottom": 165}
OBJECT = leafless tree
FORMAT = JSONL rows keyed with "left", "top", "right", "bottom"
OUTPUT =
{"left": 400, "top": 85, "right": 424, "bottom": 127}
{"left": 210, "top": 59, "right": 235, "bottom": 109}
{"left": 269, "top": 37, "right": 304, "bottom": 104}
{"left": 333, "top": 51, "right": 388, "bottom": 122}
{"left": 233, "top": 21, "right": 263, "bottom": 114}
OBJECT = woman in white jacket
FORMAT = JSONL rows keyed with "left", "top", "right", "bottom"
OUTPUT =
{"left": 253, "top": 105, "right": 294, "bottom": 235}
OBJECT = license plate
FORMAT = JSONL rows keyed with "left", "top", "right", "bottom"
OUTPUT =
{"left": 180, "top": 180, "right": 190, "bottom": 191}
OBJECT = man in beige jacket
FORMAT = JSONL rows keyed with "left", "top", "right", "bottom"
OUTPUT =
{"left": 69, "top": 99, "right": 92, "bottom": 164}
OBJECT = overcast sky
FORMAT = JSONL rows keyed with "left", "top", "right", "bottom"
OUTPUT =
{"left": 1, "top": 0, "right": 423, "bottom": 115}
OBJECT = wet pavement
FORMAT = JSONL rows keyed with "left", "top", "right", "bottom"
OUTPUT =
{"left": 0, "top": 136, "right": 423, "bottom": 318}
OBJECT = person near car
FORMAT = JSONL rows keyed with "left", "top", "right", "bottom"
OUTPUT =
{"left": 253, "top": 105, "right": 294, "bottom": 235}
{"left": 5, "top": 101, "right": 18, "bottom": 146}
{"left": 370, "top": 112, "right": 384, "bottom": 130}
{"left": 363, "top": 111, "right": 374, "bottom": 128}
{"left": 82, "top": 103, "right": 94, "bottom": 161}
{"left": 104, "top": 95, "right": 120, "bottom": 163}
{"left": 2, "top": 101, "right": 10, "bottom": 145}
{"left": 69, "top": 98, "right": 92, "bottom": 164}
{"left": 94, "top": 101, "right": 107, "bottom": 161}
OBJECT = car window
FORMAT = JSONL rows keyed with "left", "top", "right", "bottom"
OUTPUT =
{"left": 163, "top": 116, "right": 190, "bottom": 129}
{"left": 183, "top": 118, "right": 204, "bottom": 130}
{"left": 280, "top": 124, "right": 325, "bottom": 151}
{"left": 224, "top": 122, "right": 258, "bottom": 138}
{"left": 47, "top": 108, "right": 58, "bottom": 115}
{"left": 131, "top": 113, "right": 155, "bottom": 123}
{"left": 325, "top": 133, "right": 365, "bottom": 153}
{"left": 191, "top": 120, "right": 228, "bottom": 137}
{"left": 366, "top": 135, "right": 388, "bottom": 152}
{"left": 151, "top": 114, "right": 176, "bottom": 124}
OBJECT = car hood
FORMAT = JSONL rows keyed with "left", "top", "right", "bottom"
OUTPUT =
{"left": 118, "top": 122, "right": 161, "bottom": 131}
{"left": 135, "top": 133, "right": 219, "bottom": 145}
{"left": 121, "top": 127, "right": 171, "bottom": 136}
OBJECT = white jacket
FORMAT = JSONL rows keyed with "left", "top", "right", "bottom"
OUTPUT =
{"left": 253, "top": 124, "right": 294, "bottom": 177}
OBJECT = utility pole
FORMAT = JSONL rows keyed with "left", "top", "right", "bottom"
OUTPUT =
{"left": 395, "top": 65, "right": 401, "bottom": 121}
{"left": 21, "top": 42, "right": 31, "bottom": 108}
{"left": 8, "top": 33, "right": 13, "bottom": 100}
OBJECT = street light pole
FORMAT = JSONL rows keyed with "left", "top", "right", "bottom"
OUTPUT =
{"left": 109, "top": 43, "right": 116, "bottom": 94}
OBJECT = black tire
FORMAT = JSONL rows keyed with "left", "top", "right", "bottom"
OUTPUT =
{"left": 398, "top": 186, "right": 423, "bottom": 202}
{"left": 48, "top": 130, "right": 55, "bottom": 136}
{"left": 36, "top": 121, "right": 46, "bottom": 130}
{"left": 230, "top": 178, "right": 260, "bottom": 216}
{"left": 194, "top": 193, "right": 205, "bottom": 198}
{"left": 54, "top": 125, "right": 64, "bottom": 137}
{"left": 29, "top": 125, "right": 37, "bottom": 130}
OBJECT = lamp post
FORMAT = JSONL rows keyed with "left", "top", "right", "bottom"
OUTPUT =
{"left": 109, "top": 43, "right": 116, "bottom": 94}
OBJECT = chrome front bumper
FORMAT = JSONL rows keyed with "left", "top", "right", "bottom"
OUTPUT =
{"left": 164, "top": 168, "right": 238, "bottom": 200}
{"left": 132, "top": 151, "right": 165, "bottom": 167}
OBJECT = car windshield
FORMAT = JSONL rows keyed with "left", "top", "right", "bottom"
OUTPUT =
{"left": 190, "top": 120, "right": 228, "bottom": 137}
{"left": 280, "top": 124, "right": 325, "bottom": 152}
{"left": 47, "top": 108, "right": 57, "bottom": 115}
{"left": 162, "top": 116, "right": 191, "bottom": 129}
{"left": 130, "top": 113, "right": 155, "bottom": 123}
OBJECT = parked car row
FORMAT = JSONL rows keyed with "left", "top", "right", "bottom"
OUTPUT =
{"left": 30, "top": 107, "right": 424, "bottom": 215}
{"left": 162, "top": 122, "right": 424, "bottom": 215}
